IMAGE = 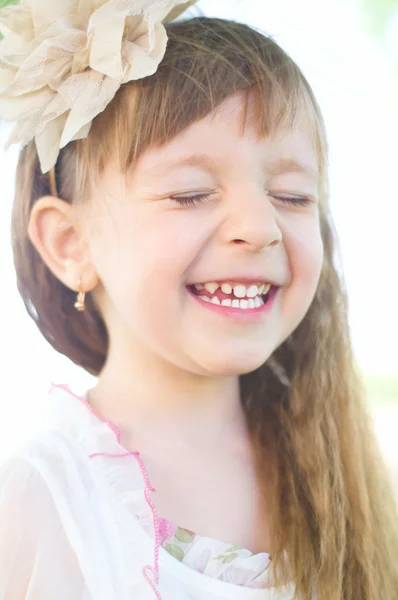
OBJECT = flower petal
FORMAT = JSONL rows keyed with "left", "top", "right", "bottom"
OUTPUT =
{"left": 5, "top": 93, "right": 56, "bottom": 152}
{"left": 0, "top": 30, "right": 34, "bottom": 59}
{"left": 89, "top": 15, "right": 125, "bottom": 79}
{"left": 141, "top": 0, "right": 193, "bottom": 25}
{"left": 0, "top": 86, "right": 52, "bottom": 121}
{"left": 59, "top": 70, "right": 120, "bottom": 147}
{"left": 0, "top": 67, "right": 18, "bottom": 95}
{"left": 0, "top": 4, "right": 34, "bottom": 42}
{"left": 35, "top": 112, "right": 68, "bottom": 173}
{"left": 29, "top": 0, "right": 81, "bottom": 37}
{"left": 0, "top": 0, "right": 197, "bottom": 174}
{"left": 8, "top": 46, "right": 74, "bottom": 96}
{"left": 121, "top": 22, "right": 167, "bottom": 82}
{"left": 70, "top": 121, "right": 92, "bottom": 142}
{"left": 163, "top": 0, "right": 199, "bottom": 23}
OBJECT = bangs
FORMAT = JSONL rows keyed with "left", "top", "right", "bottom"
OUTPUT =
{"left": 78, "top": 16, "right": 327, "bottom": 197}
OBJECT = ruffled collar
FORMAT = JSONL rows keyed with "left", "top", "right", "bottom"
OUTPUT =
{"left": 45, "top": 383, "right": 163, "bottom": 598}
{"left": 44, "top": 383, "right": 295, "bottom": 600}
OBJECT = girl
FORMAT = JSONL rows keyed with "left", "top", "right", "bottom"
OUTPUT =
{"left": 1, "top": 1, "right": 398, "bottom": 599}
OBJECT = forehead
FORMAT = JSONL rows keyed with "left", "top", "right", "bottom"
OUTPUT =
{"left": 207, "top": 92, "right": 317, "bottom": 158}
{"left": 132, "top": 92, "right": 318, "bottom": 182}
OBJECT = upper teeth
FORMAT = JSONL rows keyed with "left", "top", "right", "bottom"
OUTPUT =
{"left": 194, "top": 282, "right": 271, "bottom": 298}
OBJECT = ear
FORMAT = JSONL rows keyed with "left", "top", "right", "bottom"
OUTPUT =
{"left": 27, "top": 196, "right": 99, "bottom": 293}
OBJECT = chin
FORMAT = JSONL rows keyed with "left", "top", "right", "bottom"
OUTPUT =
{"left": 202, "top": 349, "right": 273, "bottom": 377}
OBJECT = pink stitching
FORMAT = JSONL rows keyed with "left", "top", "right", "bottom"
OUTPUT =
{"left": 49, "top": 383, "right": 121, "bottom": 439}
{"left": 143, "top": 565, "right": 163, "bottom": 600}
{"left": 50, "top": 383, "right": 163, "bottom": 599}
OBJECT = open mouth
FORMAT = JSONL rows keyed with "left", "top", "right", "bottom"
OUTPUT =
{"left": 187, "top": 283, "right": 276, "bottom": 309}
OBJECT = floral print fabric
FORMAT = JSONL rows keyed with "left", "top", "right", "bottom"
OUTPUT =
{"left": 143, "top": 515, "right": 274, "bottom": 589}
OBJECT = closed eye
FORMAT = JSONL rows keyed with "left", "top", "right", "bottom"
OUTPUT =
{"left": 171, "top": 192, "right": 313, "bottom": 208}
{"left": 269, "top": 194, "right": 312, "bottom": 207}
{"left": 171, "top": 193, "right": 212, "bottom": 206}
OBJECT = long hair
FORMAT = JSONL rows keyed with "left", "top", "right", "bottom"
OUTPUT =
{"left": 11, "top": 16, "right": 398, "bottom": 600}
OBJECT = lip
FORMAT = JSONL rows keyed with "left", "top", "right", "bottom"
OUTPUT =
{"left": 191, "top": 277, "right": 279, "bottom": 287}
{"left": 187, "top": 285, "right": 279, "bottom": 322}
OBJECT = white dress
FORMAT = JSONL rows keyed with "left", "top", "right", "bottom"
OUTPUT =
{"left": 0, "top": 383, "right": 298, "bottom": 600}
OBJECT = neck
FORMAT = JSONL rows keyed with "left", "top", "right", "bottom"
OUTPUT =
{"left": 86, "top": 341, "right": 250, "bottom": 454}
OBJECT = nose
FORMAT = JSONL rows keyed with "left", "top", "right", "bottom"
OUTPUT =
{"left": 225, "top": 187, "right": 282, "bottom": 253}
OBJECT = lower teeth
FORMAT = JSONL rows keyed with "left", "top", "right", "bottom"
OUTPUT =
{"left": 197, "top": 295, "right": 266, "bottom": 309}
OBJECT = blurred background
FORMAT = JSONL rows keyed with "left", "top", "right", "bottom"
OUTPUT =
{"left": 0, "top": 0, "right": 397, "bottom": 493}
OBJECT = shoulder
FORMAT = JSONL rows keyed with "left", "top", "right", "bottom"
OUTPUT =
{"left": 0, "top": 451, "right": 64, "bottom": 538}
{"left": 1, "top": 425, "right": 91, "bottom": 479}
{"left": 0, "top": 449, "right": 89, "bottom": 599}
{"left": 0, "top": 433, "right": 75, "bottom": 523}
{"left": 0, "top": 452, "right": 43, "bottom": 498}
{"left": 0, "top": 426, "right": 96, "bottom": 539}
{"left": 0, "top": 434, "right": 117, "bottom": 599}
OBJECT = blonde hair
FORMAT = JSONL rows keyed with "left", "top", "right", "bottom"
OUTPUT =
{"left": 11, "top": 16, "right": 398, "bottom": 600}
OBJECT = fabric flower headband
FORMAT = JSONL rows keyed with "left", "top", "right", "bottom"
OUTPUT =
{"left": 0, "top": 0, "right": 197, "bottom": 174}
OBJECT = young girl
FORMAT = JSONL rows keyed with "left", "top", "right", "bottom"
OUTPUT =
{"left": 1, "top": 1, "right": 397, "bottom": 599}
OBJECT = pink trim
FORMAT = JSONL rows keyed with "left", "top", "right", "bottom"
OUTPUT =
{"left": 49, "top": 383, "right": 121, "bottom": 439}
{"left": 143, "top": 565, "right": 163, "bottom": 600}
{"left": 158, "top": 517, "right": 178, "bottom": 545}
{"left": 49, "top": 383, "right": 163, "bottom": 599}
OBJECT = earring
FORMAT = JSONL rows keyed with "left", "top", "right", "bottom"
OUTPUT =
{"left": 74, "top": 277, "right": 86, "bottom": 312}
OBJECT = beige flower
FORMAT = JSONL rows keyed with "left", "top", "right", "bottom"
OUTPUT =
{"left": 0, "top": 0, "right": 197, "bottom": 173}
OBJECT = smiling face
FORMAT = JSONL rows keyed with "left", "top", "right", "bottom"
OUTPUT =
{"left": 82, "top": 92, "right": 323, "bottom": 379}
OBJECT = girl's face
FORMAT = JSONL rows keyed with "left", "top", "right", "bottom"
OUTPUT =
{"left": 84, "top": 93, "right": 323, "bottom": 377}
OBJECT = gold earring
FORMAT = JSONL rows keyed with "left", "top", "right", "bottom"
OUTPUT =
{"left": 74, "top": 277, "right": 86, "bottom": 312}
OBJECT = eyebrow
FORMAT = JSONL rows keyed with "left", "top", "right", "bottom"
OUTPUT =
{"left": 269, "top": 157, "right": 319, "bottom": 182}
{"left": 144, "top": 153, "right": 217, "bottom": 177}
{"left": 145, "top": 153, "right": 318, "bottom": 181}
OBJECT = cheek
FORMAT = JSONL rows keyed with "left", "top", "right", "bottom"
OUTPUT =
{"left": 88, "top": 212, "right": 197, "bottom": 317}
{"left": 284, "top": 217, "right": 324, "bottom": 308}
{"left": 294, "top": 229, "right": 323, "bottom": 285}
{"left": 274, "top": 219, "right": 323, "bottom": 343}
